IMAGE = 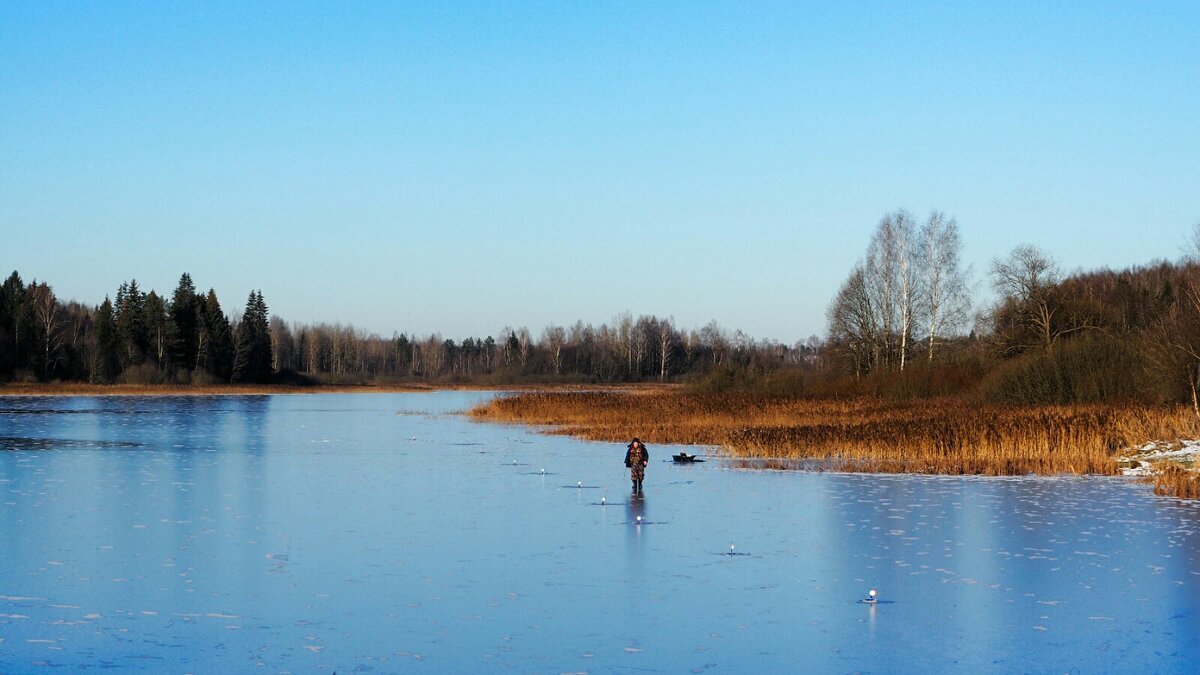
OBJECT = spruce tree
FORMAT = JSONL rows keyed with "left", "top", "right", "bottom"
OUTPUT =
{"left": 394, "top": 333, "right": 411, "bottom": 373}
{"left": 254, "top": 291, "right": 273, "bottom": 381}
{"left": 0, "top": 272, "right": 39, "bottom": 377}
{"left": 201, "top": 289, "right": 234, "bottom": 382}
{"left": 170, "top": 273, "right": 199, "bottom": 370}
{"left": 113, "top": 282, "right": 127, "bottom": 324}
{"left": 93, "top": 298, "right": 122, "bottom": 382}
{"left": 232, "top": 290, "right": 273, "bottom": 383}
{"left": 0, "top": 271, "right": 25, "bottom": 378}
{"left": 116, "top": 279, "right": 149, "bottom": 366}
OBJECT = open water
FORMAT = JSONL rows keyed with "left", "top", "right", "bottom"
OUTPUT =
{"left": 1, "top": 392, "right": 1198, "bottom": 673}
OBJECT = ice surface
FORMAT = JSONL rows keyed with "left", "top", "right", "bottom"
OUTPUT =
{"left": 1, "top": 392, "right": 1198, "bottom": 672}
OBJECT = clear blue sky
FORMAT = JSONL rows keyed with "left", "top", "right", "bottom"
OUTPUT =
{"left": 2, "top": 1, "right": 1197, "bottom": 343}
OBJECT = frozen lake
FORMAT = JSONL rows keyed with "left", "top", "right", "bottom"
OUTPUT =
{"left": 1, "top": 392, "right": 1198, "bottom": 673}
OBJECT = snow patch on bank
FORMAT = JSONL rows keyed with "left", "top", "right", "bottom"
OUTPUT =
{"left": 1117, "top": 440, "right": 1200, "bottom": 476}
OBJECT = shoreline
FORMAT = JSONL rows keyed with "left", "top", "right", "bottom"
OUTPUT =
{"left": 0, "top": 382, "right": 666, "bottom": 397}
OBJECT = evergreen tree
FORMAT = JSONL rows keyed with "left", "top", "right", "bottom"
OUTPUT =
{"left": 232, "top": 290, "right": 273, "bottom": 383}
{"left": 255, "top": 291, "right": 274, "bottom": 380}
{"left": 199, "top": 289, "right": 234, "bottom": 381}
{"left": 170, "top": 273, "right": 200, "bottom": 370}
{"left": 394, "top": 332, "right": 411, "bottom": 373}
{"left": 0, "top": 272, "right": 40, "bottom": 377}
{"left": 115, "top": 279, "right": 149, "bottom": 366}
{"left": 506, "top": 331, "right": 520, "bottom": 365}
{"left": 93, "top": 298, "right": 122, "bottom": 382}
{"left": 113, "top": 282, "right": 127, "bottom": 322}
{"left": 143, "top": 291, "right": 173, "bottom": 369}
{"left": 0, "top": 271, "right": 26, "bottom": 378}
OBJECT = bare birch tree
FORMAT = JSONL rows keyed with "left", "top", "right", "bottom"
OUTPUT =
{"left": 917, "top": 211, "right": 971, "bottom": 361}
{"left": 633, "top": 315, "right": 653, "bottom": 377}
{"left": 269, "top": 317, "right": 294, "bottom": 373}
{"left": 543, "top": 324, "right": 565, "bottom": 375}
{"left": 700, "top": 320, "right": 729, "bottom": 368}
{"left": 615, "top": 312, "right": 633, "bottom": 376}
{"left": 658, "top": 318, "right": 674, "bottom": 381}
{"left": 895, "top": 212, "right": 916, "bottom": 371}
{"left": 29, "top": 282, "right": 62, "bottom": 378}
{"left": 865, "top": 210, "right": 917, "bottom": 370}
{"left": 866, "top": 220, "right": 896, "bottom": 368}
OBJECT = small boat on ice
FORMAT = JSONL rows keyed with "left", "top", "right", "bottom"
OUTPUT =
{"left": 672, "top": 452, "right": 704, "bottom": 463}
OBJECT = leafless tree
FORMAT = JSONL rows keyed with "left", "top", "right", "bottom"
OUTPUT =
{"left": 827, "top": 265, "right": 878, "bottom": 376}
{"left": 991, "top": 244, "right": 1090, "bottom": 350}
{"left": 917, "top": 211, "right": 971, "bottom": 361}
{"left": 633, "top": 315, "right": 655, "bottom": 377}
{"left": 658, "top": 317, "right": 674, "bottom": 381}
{"left": 615, "top": 312, "right": 633, "bottom": 375}
{"left": 543, "top": 324, "right": 565, "bottom": 375}
{"left": 1145, "top": 265, "right": 1200, "bottom": 418}
{"left": 304, "top": 327, "right": 320, "bottom": 373}
{"left": 865, "top": 210, "right": 918, "bottom": 370}
{"left": 29, "top": 282, "right": 63, "bottom": 378}
{"left": 1187, "top": 221, "right": 1200, "bottom": 261}
{"left": 700, "top": 320, "right": 729, "bottom": 368}
{"left": 516, "top": 327, "right": 531, "bottom": 368}
{"left": 269, "top": 317, "right": 294, "bottom": 373}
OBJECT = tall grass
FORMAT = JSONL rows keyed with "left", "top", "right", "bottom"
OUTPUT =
{"left": 470, "top": 390, "right": 1200, "bottom": 477}
{"left": 1149, "top": 464, "right": 1200, "bottom": 499}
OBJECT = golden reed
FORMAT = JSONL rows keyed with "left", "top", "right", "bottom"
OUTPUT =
{"left": 1150, "top": 464, "right": 1200, "bottom": 499}
{"left": 470, "top": 390, "right": 1200, "bottom": 479}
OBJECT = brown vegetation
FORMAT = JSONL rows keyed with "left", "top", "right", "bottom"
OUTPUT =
{"left": 1149, "top": 463, "right": 1200, "bottom": 499}
{"left": 470, "top": 389, "right": 1200, "bottom": 476}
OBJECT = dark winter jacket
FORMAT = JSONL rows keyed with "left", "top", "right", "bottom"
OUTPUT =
{"left": 624, "top": 445, "right": 648, "bottom": 468}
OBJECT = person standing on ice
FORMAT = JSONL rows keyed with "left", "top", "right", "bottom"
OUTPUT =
{"left": 624, "top": 437, "right": 649, "bottom": 494}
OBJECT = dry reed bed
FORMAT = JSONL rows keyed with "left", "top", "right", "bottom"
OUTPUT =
{"left": 1149, "top": 464, "right": 1200, "bottom": 499}
{"left": 470, "top": 390, "right": 1200, "bottom": 478}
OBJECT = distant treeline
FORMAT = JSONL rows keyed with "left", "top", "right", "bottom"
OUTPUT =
{"left": 0, "top": 273, "right": 273, "bottom": 385}
{"left": 4, "top": 214, "right": 1199, "bottom": 409}
{"left": 0, "top": 271, "right": 817, "bottom": 386}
